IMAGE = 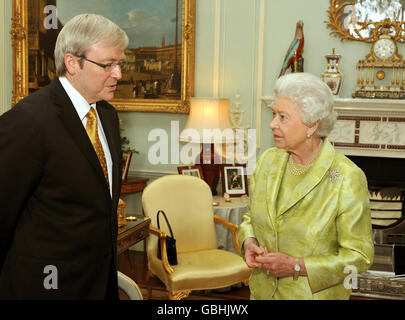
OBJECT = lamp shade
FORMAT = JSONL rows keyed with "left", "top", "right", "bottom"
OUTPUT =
{"left": 179, "top": 98, "right": 234, "bottom": 144}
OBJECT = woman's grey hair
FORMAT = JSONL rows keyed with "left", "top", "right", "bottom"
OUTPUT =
{"left": 54, "top": 14, "right": 129, "bottom": 77}
{"left": 274, "top": 72, "right": 337, "bottom": 137}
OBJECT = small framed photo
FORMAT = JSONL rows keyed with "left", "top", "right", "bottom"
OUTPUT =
{"left": 177, "top": 165, "right": 204, "bottom": 180}
{"left": 122, "top": 151, "right": 132, "bottom": 181}
{"left": 221, "top": 164, "right": 248, "bottom": 197}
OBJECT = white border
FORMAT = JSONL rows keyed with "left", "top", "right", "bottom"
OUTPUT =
{"left": 224, "top": 165, "right": 247, "bottom": 195}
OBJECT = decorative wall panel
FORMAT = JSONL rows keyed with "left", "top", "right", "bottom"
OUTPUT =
{"left": 262, "top": 97, "right": 405, "bottom": 158}
{"left": 331, "top": 98, "right": 405, "bottom": 158}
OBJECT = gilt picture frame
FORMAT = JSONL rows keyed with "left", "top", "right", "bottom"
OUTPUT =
{"left": 11, "top": 0, "right": 195, "bottom": 114}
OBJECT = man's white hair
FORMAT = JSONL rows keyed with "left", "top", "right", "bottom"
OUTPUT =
{"left": 54, "top": 14, "right": 129, "bottom": 76}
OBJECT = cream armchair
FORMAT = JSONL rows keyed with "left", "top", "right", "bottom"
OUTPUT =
{"left": 142, "top": 174, "right": 251, "bottom": 300}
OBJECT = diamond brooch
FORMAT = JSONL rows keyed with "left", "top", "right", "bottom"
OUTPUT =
{"left": 329, "top": 169, "right": 340, "bottom": 182}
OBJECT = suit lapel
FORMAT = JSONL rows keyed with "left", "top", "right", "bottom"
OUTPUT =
{"left": 50, "top": 79, "right": 111, "bottom": 196}
{"left": 277, "top": 138, "right": 335, "bottom": 217}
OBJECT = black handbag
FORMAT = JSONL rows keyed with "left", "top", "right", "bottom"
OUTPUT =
{"left": 157, "top": 210, "right": 178, "bottom": 265}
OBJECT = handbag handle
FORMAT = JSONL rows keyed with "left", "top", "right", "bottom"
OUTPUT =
{"left": 156, "top": 210, "right": 175, "bottom": 238}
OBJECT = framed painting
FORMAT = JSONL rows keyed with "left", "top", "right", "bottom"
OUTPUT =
{"left": 177, "top": 165, "right": 204, "bottom": 180}
{"left": 10, "top": 0, "right": 195, "bottom": 114}
{"left": 122, "top": 151, "right": 133, "bottom": 182}
{"left": 221, "top": 164, "right": 249, "bottom": 197}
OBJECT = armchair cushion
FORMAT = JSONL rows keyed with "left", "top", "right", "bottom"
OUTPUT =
{"left": 149, "top": 249, "right": 251, "bottom": 293}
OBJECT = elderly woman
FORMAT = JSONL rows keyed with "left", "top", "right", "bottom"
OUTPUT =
{"left": 238, "top": 72, "right": 374, "bottom": 300}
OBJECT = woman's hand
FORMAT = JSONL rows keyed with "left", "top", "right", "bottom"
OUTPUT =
{"left": 255, "top": 252, "right": 296, "bottom": 278}
{"left": 243, "top": 238, "right": 266, "bottom": 268}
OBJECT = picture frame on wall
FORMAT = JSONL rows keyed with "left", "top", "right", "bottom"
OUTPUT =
{"left": 122, "top": 151, "right": 132, "bottom": 182}
{"left": 221, "top": 164, "right": 248, "bottom": 197}
{"left": 177, "top": 165, "right": 204, "bottom": 180}
{"left": 11, "top": 0, "right": 196, "bottom": 114}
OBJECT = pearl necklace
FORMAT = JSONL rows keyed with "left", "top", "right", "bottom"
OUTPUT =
{"left": 288, "top": 140, "right": 323, "bottom": 176}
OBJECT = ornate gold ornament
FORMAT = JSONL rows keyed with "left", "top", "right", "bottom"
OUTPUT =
{"left": 10, "top": 0, "right": 29, "bottom": 106}
{"left": 352, "top": 20, "right": 405, "bottom": 99}
{"left": 326, "top": 1, "right": 405, "bottom": 99}
{"left": 376, "top": 70, "right": 386, "bottom": 80}
{"left": 325, "top": 0, "right": 405, "bottom": 43}
{"left": 10, "top": 0, "right": 196, "bottom": 114}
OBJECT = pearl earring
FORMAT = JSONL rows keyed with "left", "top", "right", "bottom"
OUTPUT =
{"left": 307, "top": 132, "right": 311, "bottom": 138}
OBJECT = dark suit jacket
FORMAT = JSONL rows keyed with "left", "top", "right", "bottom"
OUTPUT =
{"left": 0, "top": 79, "right": 122, "bottom": 299}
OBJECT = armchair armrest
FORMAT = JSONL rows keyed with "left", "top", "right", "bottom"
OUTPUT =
{"left": 213, "top": 214, "right": 241, "bottom": 256}
{"left": 149, "top": 225, "right": 174, "bottom": 275}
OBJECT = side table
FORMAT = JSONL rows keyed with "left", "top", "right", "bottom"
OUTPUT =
{"left": 121, "top": 177, "right": 148, "bottom": 195}
{"left": 120, "top": 177, "right": 149, "bottom": 252}
{"left": 213, "top": 195, "right": 249, "bottom": 254}
{"left": 117, "top": 217, "right": 151, "bottom": 273}
{"left": 212, "top": 195, "right": 249, "bottom": 292}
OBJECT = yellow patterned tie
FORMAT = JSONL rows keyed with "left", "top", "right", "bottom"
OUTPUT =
{"left": 86, "top": 107, "right": 109, "bottom": 186}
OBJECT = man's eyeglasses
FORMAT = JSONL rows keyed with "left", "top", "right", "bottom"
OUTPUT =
{"left": 76, "top": 55, "right": 128, "bottom": 72}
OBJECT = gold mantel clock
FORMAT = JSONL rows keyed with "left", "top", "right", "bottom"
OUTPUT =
{"left": 353, "top": 20, "right": 405, "bottom": 99}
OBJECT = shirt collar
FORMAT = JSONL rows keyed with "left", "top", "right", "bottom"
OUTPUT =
{"left": 59, "top": 76, "right": 96, "bottom": 121}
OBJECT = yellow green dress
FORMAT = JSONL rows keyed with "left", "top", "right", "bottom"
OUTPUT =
{"left": 238, "top": 138, "right": 374, "bottom": 300}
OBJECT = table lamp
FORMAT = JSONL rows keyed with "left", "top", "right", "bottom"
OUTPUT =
{"left": 179, "top": 97, "right": 234, "bottom": 195}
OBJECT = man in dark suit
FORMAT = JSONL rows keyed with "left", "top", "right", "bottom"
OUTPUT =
{"left": 0, "top": 14, "right": 128, "bottom": 299}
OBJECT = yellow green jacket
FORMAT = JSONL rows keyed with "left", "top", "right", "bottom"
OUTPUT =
{"left": 238, "top": 138, "right": 374, "bottom": 300}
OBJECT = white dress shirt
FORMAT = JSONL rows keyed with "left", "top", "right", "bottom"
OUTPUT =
{"left": 59, "top": 76, "right": 113, "bottom": 197}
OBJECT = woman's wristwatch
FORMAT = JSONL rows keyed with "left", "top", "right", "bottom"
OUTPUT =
{"left": 293, "top": 257, "right": 301, "bottom": 280}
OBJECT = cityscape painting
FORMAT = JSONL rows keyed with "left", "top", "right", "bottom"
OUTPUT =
{"left": 12, "top": 0, "right": 195, "bottom": 113}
